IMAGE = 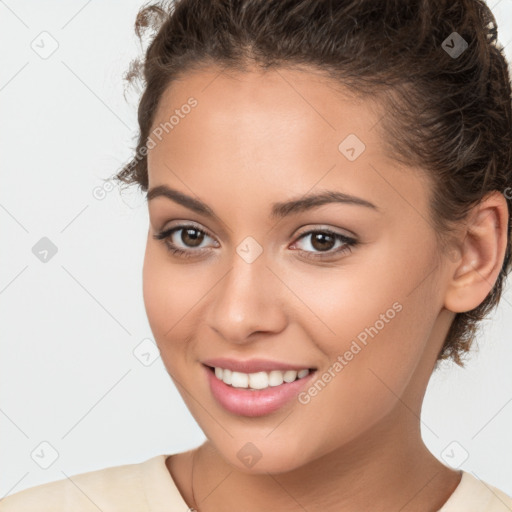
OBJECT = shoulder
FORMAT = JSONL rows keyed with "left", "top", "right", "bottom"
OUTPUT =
{"left": 0, "top": 455, "right": 168, "bottom": 512}
{"left": 440, "top": 471, "right": 512, "bottom": 512}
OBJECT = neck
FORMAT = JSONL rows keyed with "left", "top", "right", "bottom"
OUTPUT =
{"left": 190, "top": 403, "right": 460, "bottom": 512}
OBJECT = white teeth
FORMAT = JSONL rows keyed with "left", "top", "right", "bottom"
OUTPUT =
{"left": 268, "top": 370, "right": 284, "bottom": 387}
{"left": 283, "top": 370, "right": 297, "bottom": 382}
{"left": 248, "top": 371, "right": 269, "bottom": 389}
{"left": 223, "top": 368, "right": 232, "bottom": 385}
{"left": 213, "top": 367, "right": 311, "bottom": 390}
{"left": 231, "top": 371, "right": 249, "bottom": 388}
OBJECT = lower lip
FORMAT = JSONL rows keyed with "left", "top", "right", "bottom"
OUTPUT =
{"left": 204, "top": 365, "right": 316, "bottom": 417}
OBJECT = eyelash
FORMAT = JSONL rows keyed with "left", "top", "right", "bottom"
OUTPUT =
{"left": 152, "top": 223, "right": 357, "bottom": 261}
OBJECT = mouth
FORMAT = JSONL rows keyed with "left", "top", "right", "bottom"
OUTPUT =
{"left": 203, "top": 363, "right": 317, "bottom": 417}
{"left": 204, "top": 364, "right": 316, "bottom": 391}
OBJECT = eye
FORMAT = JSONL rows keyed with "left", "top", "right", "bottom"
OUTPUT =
{"left": 153, "top": 223, "right": 219, "bottom": 258}
{"left": 290, "top": 228, "right": 357, "bottom": 260}
{"left": 153, "top": 223, "right": 357, "bottom": 261}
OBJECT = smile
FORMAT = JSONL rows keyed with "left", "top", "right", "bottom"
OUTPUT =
{"left": 212, "top": 366, "right": 311, "bottom": 390}
{"left": 204, "top": 364, "right": 317, "bottom": 417}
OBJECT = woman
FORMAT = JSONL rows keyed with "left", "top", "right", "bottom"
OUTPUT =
{"left": 2, "top": 0, "right": 512, "bottom": 510}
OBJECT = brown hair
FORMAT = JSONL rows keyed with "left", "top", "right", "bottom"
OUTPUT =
{"left": 114, "top": 0, "right": 512, "bottom": 367}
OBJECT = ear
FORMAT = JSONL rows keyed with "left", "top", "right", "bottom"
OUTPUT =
{"left": 444, "top": 191, "right": 509, "bottom": 313}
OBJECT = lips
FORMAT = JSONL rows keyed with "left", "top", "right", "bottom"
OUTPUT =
{"left": 204, "top": 364, "right": 316, "bottom": 416}
{"left": 202, "top": 357, "right": 316, "bottom": 373}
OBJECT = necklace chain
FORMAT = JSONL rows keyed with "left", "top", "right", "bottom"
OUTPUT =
{"left": 189, "top": 448, "right": 200, "bottom": 512}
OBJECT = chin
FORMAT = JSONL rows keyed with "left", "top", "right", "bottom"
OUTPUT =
{"left": 233, "top": 455, "right": 306, "bottom": 475}
{"left": 212, "top": 438, "right": 314, "bottom": 475}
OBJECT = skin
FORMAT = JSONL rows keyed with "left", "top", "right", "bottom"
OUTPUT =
{"left": 142, "top": 65, "right": 509, "bottom": 511}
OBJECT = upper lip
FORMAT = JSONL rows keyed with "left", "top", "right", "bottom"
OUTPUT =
{"left": 202, "top": 357, "right": 316, "bottom": 373}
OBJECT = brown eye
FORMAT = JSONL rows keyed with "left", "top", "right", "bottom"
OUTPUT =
{"left": 180, "top": 228, "right": 205, "bottom": 247}
{"left": 152, "top": 223, "right": 219, "bottom": 258}
{"left": 309, "top": 232, "right": 336, "bottom": 252}
{"left": 291, "top": 229, "right": 357, "bottom": 261}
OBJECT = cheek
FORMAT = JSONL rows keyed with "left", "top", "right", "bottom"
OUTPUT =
{"left": 289, "top": 245, "right": 439, "bottom": 423}
{"left": 285, "top": 298, "right": 436, "bottom": 461}
{"left": 142, "top": 244, "right": 194, "bottom": 358}
{"left": 284, "top": 255, "right": 408, "bottom": 355}
{"left": 142, "top": 246, "right": 172, "bottom": 337}
{"left": 142, "top": 242, "right": 218, "bottom": 373}
{"left": 295, "top": 230, "right": 439, "bottom": 358}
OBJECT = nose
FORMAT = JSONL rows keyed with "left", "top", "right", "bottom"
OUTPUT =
{"left": 206, "top": 249, "right": 288, "bottom": 344}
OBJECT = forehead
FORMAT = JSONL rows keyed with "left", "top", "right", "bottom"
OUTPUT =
{"left": 149, "top": 66, "right": 389, "bottom": 171}
{"left": 146, "top": 66, "right": 431, "bottom": 222}
{"left": 150, "top": 65, "right": 385, "bottom": 150}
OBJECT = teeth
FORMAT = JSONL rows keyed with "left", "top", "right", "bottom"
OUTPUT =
{"left": 213, "top": 367, "right": 311, "bottom": 390}
{"left": 283, "top": 370, "right": 297, "bottom": 382}
{"left": 231, "top": 371, "right": 249, "bottom": 388}
{"left": 268, "top": 370, "right": 284, "bottom": 386}
{"left": 223, "top": 368, "right": 232, "bottom": 385}
{"left": 249, "top": 371, "right": 268, "bottom": 390}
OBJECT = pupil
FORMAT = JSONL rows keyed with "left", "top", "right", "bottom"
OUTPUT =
{"left": 182, "top": 228, "right": 204, "bottom": 247}
{"left": 312, "top": 233, "right": 334, "bottom": 251}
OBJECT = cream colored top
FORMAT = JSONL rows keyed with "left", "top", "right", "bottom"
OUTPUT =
{"left": 1, "top": 454, "right": 511, "bottom": 511}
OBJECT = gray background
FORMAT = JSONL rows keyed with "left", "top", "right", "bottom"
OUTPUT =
{"left": 1, "top": 0, "right": 511, "bottom": 498}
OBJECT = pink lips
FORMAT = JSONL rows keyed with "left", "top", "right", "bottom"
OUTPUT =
{"left": 203, "top": 363, "right": 316, "bottom": 417}
{"left": 202, "top": 357, "right": 315, "bottom": 373}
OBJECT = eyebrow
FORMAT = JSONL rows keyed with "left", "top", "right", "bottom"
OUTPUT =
{"left": 146, "top": 185, "right": 378, "bottom": 219}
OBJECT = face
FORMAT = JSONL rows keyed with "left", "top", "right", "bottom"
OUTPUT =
{"left": 143, "top": 66, "right": 453, "bottom": 473}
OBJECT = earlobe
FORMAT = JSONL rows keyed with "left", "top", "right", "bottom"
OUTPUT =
{"left": 444, "top": 191, "right": 509, "bottom": 314}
